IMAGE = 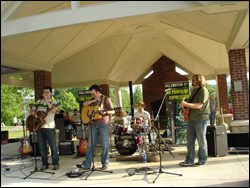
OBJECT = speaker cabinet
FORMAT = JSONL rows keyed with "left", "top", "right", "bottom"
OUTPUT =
{"left": 59, "top": 141, "right": 74, "bottom": 155}
{"left": 227, "top": 133, "right": 249, "bottom": 148}
{"left": 206, "top": 125, "right": 228, "bottom": 157}
{"left": 55, "top": 114, "right": 66, "bottom": 142}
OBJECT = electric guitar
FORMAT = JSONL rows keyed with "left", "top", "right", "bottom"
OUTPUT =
{"left": 78, "top": 138, "right": 88, "bottom": 155}
{"left": 81, "top": 106, "right": 122, "bottom": 124}
{"left": 19, "top": 120, "right": 32, "bottom": 155}
{"left": 26, "top": 103, "right": 60, "bottom": 132}
{"left": 181, "top": 87, "right": 202, "bottom": 123}
{"left": 180, "top": 98, "right": 189, "bottom": 123}
{"left": 182, "top": 107, "right": 189, "bottom": 123}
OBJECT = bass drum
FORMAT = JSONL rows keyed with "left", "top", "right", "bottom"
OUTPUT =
{"left": 115, "top": 133, "right": 138, "bottom": 155}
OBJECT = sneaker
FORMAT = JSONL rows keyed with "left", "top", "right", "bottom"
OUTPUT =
{"left": 53, "top": 164, "right": 59, "bottom": 170}
{"left": 76, "top": 163, "right": 90, "bottom": 170}
{"left": 101, "top": 164, "right": 108, "bottom": 170}
{"left": 179, "top": 161, "right": 194, "bottom": 167}
{"left": 40, "top": 165, "right": 49, "bottom": 170}
{"left": 194, "top": 161, "right": 206, "bottom": 166}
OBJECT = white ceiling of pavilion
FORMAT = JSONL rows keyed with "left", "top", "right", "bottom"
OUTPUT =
{"left": 1, "top": 1, "right": 249, "bottom": 88}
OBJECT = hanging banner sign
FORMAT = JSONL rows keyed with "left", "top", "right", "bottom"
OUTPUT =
{"left": 165, "top": 81, "right": 189, "bottom": 100}
{"left": 78, "top": 90, "right": 91, "bottom": 102}
{"left": 164, "top": 81, "right": 190, "bottom": 144}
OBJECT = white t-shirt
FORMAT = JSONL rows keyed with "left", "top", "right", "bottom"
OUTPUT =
{"left": 134, "top": 110, "right": 151, "bottom": 127}
{"left": 32, "top": 99, "right": 56, "bottom": 129}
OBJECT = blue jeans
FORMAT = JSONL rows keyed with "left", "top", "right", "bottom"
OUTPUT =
{"left": 37, "top": 128, "right": 59, "bottom": 166}
{"left": 82, "top": 123, "right": 110, "bottom": 168}
{"left": 185, "top": 120, "right": 208, "bottom": 164}
{"left": 209, "top": 112, "right": 216, "bottom": 126}
{"left": 148, "top": 129, "right": 153, "bottom": 144}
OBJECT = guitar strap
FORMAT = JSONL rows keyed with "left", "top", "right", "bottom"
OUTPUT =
{"left": 188, "top": 87, "right": 202, "bottom": 103}
{"left": 100, "top": 95, "right": 108, "bottom": 110}
{"left": 186, "top": 87, "right": 202, "bottom": 120}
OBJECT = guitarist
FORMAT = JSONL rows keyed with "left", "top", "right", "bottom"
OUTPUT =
{"left": 76, "top": 84, "right": 115, "bottom": 171}
{"left": 179, "top": 74, "right": 209, "bottom": 167}
{"left": 30, "top": 86, "right": 60, "bottom": 171}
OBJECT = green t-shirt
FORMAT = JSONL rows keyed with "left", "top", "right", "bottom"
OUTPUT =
{"left": 189, "top": 87, "right": 210, "bottom": 122}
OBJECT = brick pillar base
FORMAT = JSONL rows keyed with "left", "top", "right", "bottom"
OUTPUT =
{"left": 34, "top": 70, "right": 52, "bottom": 101}
{"left": 100, "top": 84, "right": 109, "bottom": 97}
{"left": 217, "top": 74, "right": 229, "bottom": 114}
{"left": 228, "top": 49, "right": 249, "bottom": 120}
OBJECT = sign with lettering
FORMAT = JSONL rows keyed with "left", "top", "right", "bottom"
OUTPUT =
{"left": 164, "top": 81, "right": 190, "bottom": 144}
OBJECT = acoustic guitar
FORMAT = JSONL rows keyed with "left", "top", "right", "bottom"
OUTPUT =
{"left": 81, "top": 106, "right": 122, "bottom": 124}
{"left": 26, "top": 103, "right": 60, "bottom": 132}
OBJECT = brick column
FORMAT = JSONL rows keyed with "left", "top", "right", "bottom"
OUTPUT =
{"left": 228, "top": 49, "right": 249, "bottom": 120}
{"left": 100, "top": 84, "right": 109, "bottom": 97}
{"left": 217, "top": 74, "right": 229, "bottom": 114}
{"left": 34, "top": 70, "right": 52, "bottom": 101}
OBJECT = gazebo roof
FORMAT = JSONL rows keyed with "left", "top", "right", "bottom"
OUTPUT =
{"left": 1, "top": 1, "right": 249, "bottom": 88}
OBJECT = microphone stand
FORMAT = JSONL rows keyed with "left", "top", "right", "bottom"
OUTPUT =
{"left": 151, "top": 90, "right": 182, "bottom": 183}
{"left": 85, "top": 98, "right": 113, "bottom": 180}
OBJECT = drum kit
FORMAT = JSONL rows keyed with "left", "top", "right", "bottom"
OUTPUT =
{"left": 113, "top": 117, "right": 150, "bottom": 156}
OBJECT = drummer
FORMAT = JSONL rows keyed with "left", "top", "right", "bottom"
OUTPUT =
{"left": 133, "top": 101, "right": 153, "bottom": 148}
{"left": 111, "top": 110, "right": 128, "bottom": 145}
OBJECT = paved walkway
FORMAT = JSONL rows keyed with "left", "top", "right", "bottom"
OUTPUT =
{"left": 1, "top": 142, "right": 249, "bottom": 187}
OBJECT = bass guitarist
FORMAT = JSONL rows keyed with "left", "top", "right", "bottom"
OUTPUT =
{"left": 30, "top": 86, "right": 60, "bottom": 171}
{"left": 77, "top": 84, "right": 115, "bottom": 171}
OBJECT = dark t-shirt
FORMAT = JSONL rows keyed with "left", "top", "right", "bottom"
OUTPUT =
{"left": 189, "top": 87, "right": 210, "bottom": 122}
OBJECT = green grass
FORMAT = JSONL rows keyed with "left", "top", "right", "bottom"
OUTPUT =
{"left": 1, "top": 126, "right": 25, "bottom": 139}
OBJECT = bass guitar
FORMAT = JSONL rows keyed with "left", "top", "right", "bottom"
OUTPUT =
{"left": 26, "top": 103, "right": 60, "bottom": 132}
{"left": 81, "top": 106, "right": 122, "bottom": 124}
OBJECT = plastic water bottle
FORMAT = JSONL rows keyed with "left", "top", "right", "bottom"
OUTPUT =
{"left": 142, "top": 153, "right": 147, "bottom": 163}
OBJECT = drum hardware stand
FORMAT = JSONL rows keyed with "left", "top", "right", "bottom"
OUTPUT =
{"left": 23, "top": 131, "right": 55, "bottom": 180}
{"left": 84, "top": 98, "right": 113, "bottom": 180}
{"left": 152, "top": 126, "right": 174, "bottom": 157}
{"left": 150, "top": 89, "right": 182, "bottom": 183}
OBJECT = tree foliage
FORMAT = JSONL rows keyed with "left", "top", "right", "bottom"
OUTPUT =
{"left": 121, "top": 88, "right": 130, "bottom": 113}
{"left": 133, "top": 85, "right": 143, "bottom": 104}
{"left": 53, "top": 88, "right": 79, "bottom": 112}
{"left": 1, "top": 85, "right": 27, "bottom": 126}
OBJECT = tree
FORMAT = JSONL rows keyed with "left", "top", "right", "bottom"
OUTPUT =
{"left": 121, "top": 87, "right": 130, "bottom": 113}
{"left": 53, "top": 88, "right": 79, "bottom": 112}
{"left": 133, "top": 85, "right": 143, "bottom": 104}
{"left": 205, "top": 82, "right": 216, "bottom": 96}
{"left": 1, "top": 85, "right": 25, "bottom": 126}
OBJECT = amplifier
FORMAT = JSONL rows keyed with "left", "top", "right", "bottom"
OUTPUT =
{"left": 59, "top": 141, "right": 74, "bottom": 155}
{"left": 206, "top": 125, "right": 228, "bottom": 157}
